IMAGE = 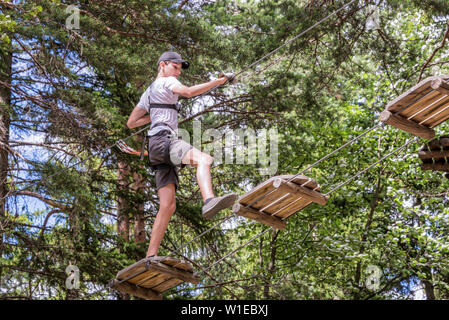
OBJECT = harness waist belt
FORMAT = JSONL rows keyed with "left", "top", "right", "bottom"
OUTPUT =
{"left": 150, "top": 163, "right": 173, "bottom": 171}
{"left": 149, "top": 122, "right": 175, "bottom": 135}
{"left": 149, "top": 103, "right": 178, "bottom": 110}
{"left": 152, "top": 130, "right": 172, "bottom": 137}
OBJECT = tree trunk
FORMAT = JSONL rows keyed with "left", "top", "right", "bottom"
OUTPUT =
{"left": 116, "top": 160, "right": 131, "bottom": 300}
{"left": 354, "top": 167, "right": 384, "bottom": 299}
{"left": 117, "top": 161, "right": 130, "bottom": 242}
{"left": 423, "top": 279, "right": 436, "bottom": 300}
{"left": 132, "top": 170, "right": 146, "bottom": 245}
{"left": 116, "top": 162, "right": 148, "bottom": 298}
{"left": 0, "top": 45, "right": 12, "bottom": 280}
{"left": 263, "top": 229, "right": 279, "bottom": 299}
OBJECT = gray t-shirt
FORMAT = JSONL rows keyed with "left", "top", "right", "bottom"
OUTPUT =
{"left": 137, "top": 76, "right": 183, "bottom": 136}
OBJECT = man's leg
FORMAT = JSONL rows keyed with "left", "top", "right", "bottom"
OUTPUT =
{"left": 146, "top": 183, "right": 176, "bottom": 257}
{"left": 182, "top": 147, "right": 237, "bottom": 219}
{"left": 182, "top": 147, "right": 214, "bottom": 201}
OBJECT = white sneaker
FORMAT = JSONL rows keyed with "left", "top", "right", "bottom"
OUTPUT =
{"left": 202, "top": 193, "right": 238, "bottom": 220}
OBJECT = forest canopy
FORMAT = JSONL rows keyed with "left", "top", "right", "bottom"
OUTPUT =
{"left": 1, "top": 0, "right": 449, "bottom": 300}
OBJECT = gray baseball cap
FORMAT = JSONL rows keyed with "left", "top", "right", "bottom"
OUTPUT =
{"left": 157, "top": 51, "right": 190, "bottom": 69}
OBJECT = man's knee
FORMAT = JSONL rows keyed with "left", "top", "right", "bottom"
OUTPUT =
{"left": 199, "top": 153, "right": 214, "bottom": 166}
{"left": 160, "top": 201, "right": 176, "bottom": 214}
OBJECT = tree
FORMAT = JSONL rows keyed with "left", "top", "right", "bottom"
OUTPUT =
{"left": 1, "top": 0, "right": 449, "bottom": 300}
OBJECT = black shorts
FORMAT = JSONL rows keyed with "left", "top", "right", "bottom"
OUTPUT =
{"left": 148, "top": 134, "right": 193, "bottom": 191}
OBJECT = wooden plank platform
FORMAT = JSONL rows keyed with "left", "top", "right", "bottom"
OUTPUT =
{"left": 418, "top": 135, "right": 449, "bottom": 176}
{"left": 380, "top": 75, "right": 449, "bottom": 140}
{"left": 232, "top": 175, "right": 329, "bottom": 230}
{"left": 109, "top": 256, "right": 200, "bottom": 300}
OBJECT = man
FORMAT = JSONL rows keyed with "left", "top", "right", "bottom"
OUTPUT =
{"left": 127, "top": 51, "right": 237, "bottom": 258}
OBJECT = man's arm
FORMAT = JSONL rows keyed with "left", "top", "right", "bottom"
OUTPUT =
{"left": 127, "top": 106, "right": 151, "bottom": 129}
{"left": 172, "top": 76, "right": 228, "bottom": 98}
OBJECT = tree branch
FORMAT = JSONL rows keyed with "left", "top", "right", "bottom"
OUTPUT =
{"left": 14, "top": 190, "right": 69, "bottom": 211}
{"left": 418, "top": 20, "right": 449, "bottom": 82}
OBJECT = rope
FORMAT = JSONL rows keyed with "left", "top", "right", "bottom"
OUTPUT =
{"left": 179, "top": 0, "right": 360, "bottom": 113}
{"left": 324, "top": 137, "right": 418, "bottom": 196}
{"left": 8, "top": 0, "right": 383, "bottom": 298}
{"left": 235, "top": 0, "right": 359, "bottom": 77}
{"left": 243, "top": 122, "right": 384, "bottom": 209}
{"left": 185, "top": 135, "right": 418, "bottom": 297}
{"left": 1, "top": 1, "right": 361, "bottom": 203}
{"left": 104, "top": 81, "right": 432, "bottom": 298}
{"left": 147, "top": 0, "right": 369, "bottom": 286}
{"left": 103, "top": 14, "right": 449, "bottom": 301}
{"left": 201, "top": 227, "right": 272, "bottom": 274}
{"left": 88, "top": 121, "right": 417, "bottom": 299}
{"left": 88, "top": 127, "right": 409, "bottom": 300}
{"left": 168, "top": 132, "right": 415, "bottom": 279}
{"left": 0, "top": 124, "right": 149, "bottom": 201}
{"left": 204, "top": 137, "right": 417, "bottom": 272}
{"left": 241, "top": 77, "right": 449, "bottom": 214}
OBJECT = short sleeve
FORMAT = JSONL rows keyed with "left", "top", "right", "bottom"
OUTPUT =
{"left": 165, "top": 76, "right": 183, "bottom": 92}
{"left": 136, "top": 87, "right": 150, "bottom": 112}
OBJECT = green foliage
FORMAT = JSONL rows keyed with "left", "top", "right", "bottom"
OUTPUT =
{"left": 2, "top": 0, "right": 449, "bottom": 300}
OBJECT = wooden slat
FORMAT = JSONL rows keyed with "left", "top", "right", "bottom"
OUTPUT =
{"left": 418, "top": 136, "right": 449, "bottom": 174}
{"left": 151, "top": 256, "right": 193, "bottom": 273}
{"left": 232, "top": 203, "right": 286, "bottom": 230}
{"left": 248, "top": 179, "right": 317, "bottom": 212}
{"left": 233, "top": 175, "right": 325, "bottom": 228}
{"left": 239, "top": 183, "right": 276, "bottom": 206}
{"left": 128, "top": 270, "right": 159, "bottom": 285}
{"left": 425, "top": 100, "right": 449, "bottom": 127}
{"left": 421, "top": 163, "right": 449, "bottom": 171}
{"left": 273, "top": 179, "right": 329, "bottom": 205}
{"left": 380, "top": 110, "right": 435, "bottom": 140}
{"left": 416, "top": 96, "right": 449, "bottom": 124}
{"left": 238, "top": 175, "right": 319, "bottom": 206}
{"left": 402, "top": 90, "right": 442, "bottom": 119}
{"left": 283, "top": 175, "right": 319, "bottom": 190}
{"left": 245, "top": 187, "right": 287, "bottom": 211}
{"left": 148, "top": 262, "right": 200, "bottom": 284}
{"left": 274, "top": 197, "right": 312, "bottom": 218}
{"left": 432, "top": 137, "right": 449, "bottom": 148}
{"left": 386, "top": 76, "right": 449, "bottom": 113}
{"left": 426, "top": 139, "right": 444, "bottom": 150}
{"left": 109, "top": 279, "right": 162, "bottom": 300}
{"left": 266, "top": 194, "right": 303, "bottom": 215}
{"left": 264, "top": 177, "right": 319, "bottom": 215}
{"left": 151, "top": 278, "right": 184, "bottom": 293}
{"left": 421, "top": 136, "right": 449, "bottom": 152}
{"left": 258, "top": 193, "right": 291, "bottom": 213}
{"left": 418, "top": 150, "right": 449, "bottom": 160}
{"left": 111, "top": 256, "right": 198, "bottom": 299}
{"left": 139, "top": 272, "right": 172, "bottom": 289}
{"left": 116, "top": 259, "right": 148, "bottom": 280}
{"left": 431, "top": 77, "right": 449, "bottom": 95}
{"left": 117, "top": 257, "right": 194, "bottom": 280}
{"left": 382, "top": 76, "right": 449, "bottom": 137}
